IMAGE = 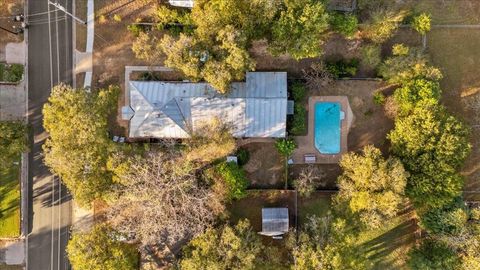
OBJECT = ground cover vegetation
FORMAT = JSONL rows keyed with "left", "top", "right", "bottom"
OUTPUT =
{"left": 0, "top": 63, "right": 24, "bottom": 83}
{"left": 0, "top": 121, "right": 27, "bottom": 237}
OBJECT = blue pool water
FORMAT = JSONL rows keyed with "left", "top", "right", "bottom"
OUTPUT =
{"left": 314, "top": 102, "right": 341, "bottom": 154}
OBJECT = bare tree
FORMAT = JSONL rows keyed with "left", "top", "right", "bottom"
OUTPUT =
{"left": 107, "top": 150, "right": 224, "bottom": 250}
{"left": 302, "top": 62, "right": 334, "bottom": 91}
{"left": 293, "top": 165, "right": 324, "bottom": 197}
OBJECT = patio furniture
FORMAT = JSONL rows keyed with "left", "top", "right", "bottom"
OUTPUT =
{"left": 304, "top": 154, "right": 316, "bottom": 164}
{"left": 112, "top": 136, "right": 119, "bottom": 142}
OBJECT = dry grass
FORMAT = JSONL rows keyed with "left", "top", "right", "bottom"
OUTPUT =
{"left": 414, "top": 0, "right": 480, "bottom": 25}
{"left": 427, "top": 28, "right": 480, "bottom": 194}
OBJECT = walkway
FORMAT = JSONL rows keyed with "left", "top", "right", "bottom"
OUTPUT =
{"left": 74, "top": 0, "right": 94, "bottom": 88}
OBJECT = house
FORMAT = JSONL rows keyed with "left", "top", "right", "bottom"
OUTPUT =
{"left": 122, "top": 72, "right": 288, "bottom": 139}
{"left": 168, "top": 0, "right": 194, "bottom": 8}
{"left": 258, "top": 208, "right": 289, "bottom": 237}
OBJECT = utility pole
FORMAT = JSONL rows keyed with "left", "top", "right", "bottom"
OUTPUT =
{"left": 48, "top": 1, "right": 87, "bottom": 25}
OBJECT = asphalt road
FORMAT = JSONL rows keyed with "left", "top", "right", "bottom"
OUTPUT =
{"left": 27, "top": 0, "right": 73, "bottom": 269}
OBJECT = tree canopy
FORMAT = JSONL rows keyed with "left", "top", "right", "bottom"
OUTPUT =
{"left": 335, "top": 145, "right": 408, "bottom": 229}
{"left": 393, "top": 78, "right": 441, "bottom": 115}
{"left": 180, "top": 219, "right": 268, "bottom": 270}
{"left": 388, "top": 104, "right": 471, "bottom": 207}
{"left": 42, "top": 84, "right": 119, "bottom": 207}
{"left": 107, "top": 150, "right": 224, "bottom": 248}
{"left": 362, "top": 9, "right": 407, "bottom": 44}
{"left": 67, "top": 225, "right": 138, "bottom": 270}
{"left": 378, "top": 44, "right": 442, "bottom": 85}
{"left": 269, "top": 0, "right": 330, "bottom": 60}
{"left": 408, "top": 239, "right": 461, "bottom": 270}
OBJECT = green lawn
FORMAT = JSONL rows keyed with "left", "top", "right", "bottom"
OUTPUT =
{"left": 0, "top": 156, "right": 21, "bottom": 238}
{"left": 298, "top": 192, "right": 332, "bottom": 227}
{"left": 355, "top": 211, "right": 416, "bottom": 270}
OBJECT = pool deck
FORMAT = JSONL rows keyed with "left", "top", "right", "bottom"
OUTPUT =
{"left": 292, "top": 96, "right": 353, "bottom": 164}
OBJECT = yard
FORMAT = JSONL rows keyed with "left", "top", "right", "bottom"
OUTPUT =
{"left": 240, "top": 142, "right": 285, "bottom": 189}
{"left": 356, "top": 208, "right": 417, "bottom": 270}
{"left": 0, "top": 156, "right": 21, "bottom": 238}
{"left": 426, "top": 28, "right": 480, "bottom": 199}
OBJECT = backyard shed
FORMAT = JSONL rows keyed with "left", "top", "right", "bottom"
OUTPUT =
{"left": 259, "top": 208, "right": 289, "bottom": 237}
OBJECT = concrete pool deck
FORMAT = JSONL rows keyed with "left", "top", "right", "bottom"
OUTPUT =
{"left": 292, "top": 96, "right": 353, "bottom": 164}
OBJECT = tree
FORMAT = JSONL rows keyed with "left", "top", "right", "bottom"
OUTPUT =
{"left": 155, "top": 0, "right": 277, "bottom": 93}
{"left": 360, "top": 44, "right": 382, "bottom": 69}
{"left": 67, "top": 225, "right": 139, "bottom": 270}
{"left": 330, "top": 12, "right": 358, "bottom": 38}
{"left": 185, "top": 118, "right": 236, "bottom": 163}
{"left": 393, "top": 78, "right": 441, "bottom": 115}
{"left": 131, "top": 32, "right": 162, "bottom": 64}
{"left": 180, "top": 220, "right": 265, "bottom": 270}
{"left": 412, "top": 13, "right": 431, "bottom": 35}
{"left": 419, "top": 197, "right": 468, "bottom": 235}
{"left": 362, "top": 9, "right": 408, "bottom": 44}
{"left": 293, "top": 165, "right": 323, "bottom": 198}
{"left": 408, "top": 239, "right": 461, "bottom": 270}
{"left": 275, "top": 138, "right": 296, "bottom": 158}
{"left": 378, "top": 44, "right": 442, "bottom": 85}
{"left": 269, "top": 0, "right": 330, "bottom": 60}
{"left": 107, "top": 150, "right": 224, "bottom": 248}
{"left": 0, "top": 121, "right": 28, "bottom": 169}
{"left": 206, "top": 161, "right": 249, "bottom": 201}
{"left": 42, "top": 84, "right": 119, "bottom": 206}
{"left": 286, "top": 215, "right": 332, "bottom": 269}
{"left": 388, "top": 104, "right": 471, "bottom": 207}
{"left": 335, "top": 145, "right": 408, "bottom": 229}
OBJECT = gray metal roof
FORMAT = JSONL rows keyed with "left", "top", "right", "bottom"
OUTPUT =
{"left": 168, "top": 0, "right": 194, "bottom": 8}
{"left": 127, "top": 72, "right": 287, "bottom": 139}
{"left": 260, "top": 208, "right": 289, "bottom": 236}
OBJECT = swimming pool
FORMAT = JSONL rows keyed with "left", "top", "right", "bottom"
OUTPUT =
{"left": 314, "top": 102, "right": 342, "bottom": 154}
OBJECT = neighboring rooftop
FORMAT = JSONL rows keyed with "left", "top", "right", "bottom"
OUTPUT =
{"left": 124, "top": 72, "right": 288, "bottom": 139}
{"left": 168, "top": 0, "right": 194, "bottom": 8}
{"left": 259, "top": 208, "right": 289, "bottom": 237}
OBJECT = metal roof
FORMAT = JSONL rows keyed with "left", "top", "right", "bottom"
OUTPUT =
{"left": 127, "top": 72, "right": 287, "bottom": 139}
{"left": 168, "top": 0, "right": 194, "bottom": 8}
{"left": 259, "top": 208, "right": 289, "bottom": 236}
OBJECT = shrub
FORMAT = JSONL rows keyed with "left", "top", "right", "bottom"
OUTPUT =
{"left": 291, "top": 81, "right": 307, "bottom": 102}
{"left": 412, "top": 13, "right": 431, "bottom": 35}
{"left": 392, "top": 43, "right": 410, "bottom": 56}
{"left": 0, "top": 121, "right": 28, "bottom": 169}
{"left": 290, "top": 103, "right": 307, "bottom": 135}
{"left": 330, "top": 12, "right": 358, "bottom": 38}
{"left": 275, "top": 138, "right": 297, "bottom": 157}
{"left": 127, "top": 24, "right": 144, "bottom": 37}
{"left": 215, "top": 161, "right": 249, "bottom": 200}
{"left": 113, "top": 14, "right": 122, "bottom": 22}
{"left": 236, "top": 148, "right": 250, "bottom": 166}
{"left": 361, "top": 44, "right": 382, "bottom": 69}
{"left": 326, "top": 59, "right": 359, "bottom": 78}
{"left": 0, "top": 64, "right": 24, "bottom": 82}
{"left": 373, "top": 92, "right": 386, "bottom": 105}
{"left": 363, "top": 9, "right": 408, "bottom": 44}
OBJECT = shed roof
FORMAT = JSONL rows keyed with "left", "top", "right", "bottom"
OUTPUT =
{"left": 126, "top": 72, "right": 287, "bottom": 139}
{"left": 259, "top": 208, "right": 289, "bottom": 236}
